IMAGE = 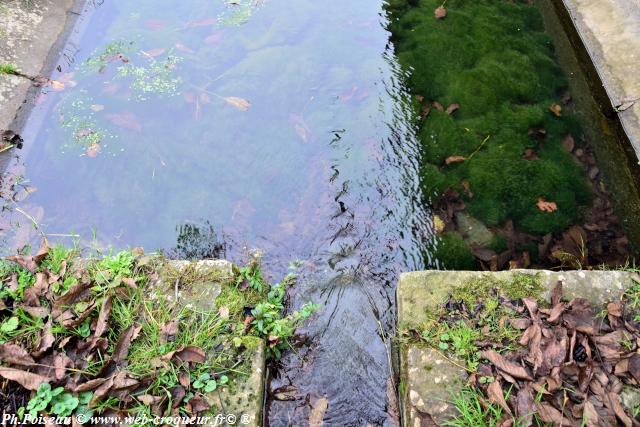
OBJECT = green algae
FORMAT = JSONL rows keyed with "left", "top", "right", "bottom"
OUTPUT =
{"left": 386, "top": 0, "right": 591, "bottom": 235}
{"left": 452, "top": 272, "right": 544, "bottom": 307}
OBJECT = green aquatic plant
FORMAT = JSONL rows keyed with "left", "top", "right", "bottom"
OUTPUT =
{"left": 386, "top": 0, "right": 592, "bottom": 235}
{"left": 218, "top": 0, "right": 259, "bottom": 26}
{"left": 116, "top": 55, "right": 183, "bottom": 100}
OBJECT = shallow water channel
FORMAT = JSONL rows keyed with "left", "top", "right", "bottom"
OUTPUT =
{"left": 1, "top": 0, "right": 639, "bottom": 425}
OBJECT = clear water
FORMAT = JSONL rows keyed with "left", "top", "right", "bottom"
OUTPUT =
{"left": 1, "top": 0, "right": 432, "bottom": 424}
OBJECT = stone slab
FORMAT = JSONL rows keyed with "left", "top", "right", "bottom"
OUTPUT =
{"left": 164, "top": 260, "right": 264, "bottom": 426}
{"left": 397, "top": 269, "right": 637, "bottom": 426}
{"left": 0, "top": 0, "right": 78, "bottom": 129}
{"left": 560, "top": 0, "right": 640, "bottom": 159}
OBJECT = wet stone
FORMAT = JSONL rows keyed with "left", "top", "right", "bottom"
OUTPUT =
{"left": 455, "top": 212, "right": 494, "bottom": 247}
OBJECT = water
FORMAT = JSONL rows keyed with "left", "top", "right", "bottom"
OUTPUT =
{"left": 1, "top": 0, "right": 432, "bottom": 424}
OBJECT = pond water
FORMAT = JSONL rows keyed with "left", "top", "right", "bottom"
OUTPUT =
{"left": 1, "top": 0, "right": 431, "bottom": 424}
{"left": 1, "top": 0, "right": 639, "bottom": 425}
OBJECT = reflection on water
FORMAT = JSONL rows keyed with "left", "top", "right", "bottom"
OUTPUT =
{"left": 0, "top": 0, "right": 432, "bottom": 425}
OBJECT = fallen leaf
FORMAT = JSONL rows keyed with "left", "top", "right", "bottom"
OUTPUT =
{"left": 0, "top": 343, "right": 35, "bottom": 366}
{"left": 86, "top": 143, "right": 101, "bottom": 158}
{"left": 432, "top": 101, "right": 444, "bottom": 111}
{"left": 309, "top": 395, "right": 329, "bottom": 427}
{"left": 174, "top": 346, "right": 206, "bottom": 363}
{"left": 445, "top": 156, "right": 466, "bottom": 165}
{"left": 49, "top": 80, "right": 65, "bottom": 91}
{"left": 487, "top": 380, "right": 512, "bottom": 415}
{"left": 562, "top": 135, "right": 575, "bottom": 152}
{"left": 33, "top": 319, "right": 55, "bottom": 357}
{"left": 160, "top": 320, "right": 179, "bottom": 343}
{"left": 186, "top": 395, "right": 210, "bottom": 413}
{"left": 535, "top": 401, "right": 572, "bottom": 425}
{"left": 54, "top": 353, "right": 72, "bottom": 380}
{"left": 434, "top": 6, "right": 447, "bottom": 19}
{"left": 142, "top": 48, "right": 166, "bottom": 57}
{"left": 112, "top": 325, "right": 141, "bottom": 362}
{"left": 6, "top": 239, "right": 49, "bottom": 272}
{"left": 536, "top": 198, "right": 558, "bottom": 213}
{"left": 433, "top": 215, "right": 445, "bottom": 234}
{"left": 73, "top": 378, "right": 107, "bottom": 392}
{"left": 106, "top": 112, "right": 142, "bottom": 132}
{"left": 516, "top": 384, "right": 535, "bottom": 425}
{"left": 224, "top": 96, "right": 250, "bottom": 111}
{"left": 94, "top": 296, "right": 112, "bottom": 337}
{"left": 481, "top": 350, "right": 532, "bottom": 380}
{"left": 446, "top": 103, "right": 460, "bottom": 115}
{"left": 549, "top": 103, "right": 562, "bottom": 117}
{"left": 0, "top": 367, "right": 49, "bottom": 390}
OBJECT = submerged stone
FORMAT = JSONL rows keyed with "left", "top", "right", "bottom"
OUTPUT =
{"left": 455, "top": 212, "right": 494, "bottom": 247}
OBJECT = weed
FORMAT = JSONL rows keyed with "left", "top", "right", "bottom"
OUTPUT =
{"left": 21, "top": 383, "right": 93, "bottom": 420}
{"left": 0, "top": 63, "right": 19, "bottom": 75}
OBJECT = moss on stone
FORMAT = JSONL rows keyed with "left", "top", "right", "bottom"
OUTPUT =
{"left": 452, "top": 272, "right": 544, "bottom": 307}
{"left": 386, "top": 0, "right": 592, "bottom": 235}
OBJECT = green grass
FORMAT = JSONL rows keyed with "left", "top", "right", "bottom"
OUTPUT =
{"left": 0, "top": 63, "right": 19, "bottom": 75}
{"left": 386, "top": 0, "right": 591, "bottom": 235}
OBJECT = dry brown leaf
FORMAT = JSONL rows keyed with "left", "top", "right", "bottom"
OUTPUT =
{"left": 160, "top": 320, "right": 179, "bottom": 343}
{"left": 481, "top": 350, "right": 532, "bottom": 381}
{"left": 94, "top": 296, "right": 112, "bottom": 338}
{"left": 606, "top": 392, "right": 632, "bottom": 427}
{"left": 535, "top": 401, "right": 571, "bottom": 425}
{"left": 0, "top": 367, "right": 50, "bottom": 390}
{"left": 549, "top": 103, "right": 562, "bottom": 117}
{"left": 6, "top": 239, "right": 49, "bottom": 272}
{"left": 487, "top": 380, "right": 511, "bottom": 415}
{"left": 33, "top": 319, "right": 55, "bottom": 357}
{"left": 309, "top": 395, "right": 329, "bottom": 427}
{"left": 86, "top": 143, "right": 101, "bottom": 158}
{"left": 0, "top": 343, "right": 35, "bottom": 366}
{"left": 515, "top": 384, "right": 535, "bottom": 425}
{"left": 174, "top": 346, "right": 206, "bottom": 363}
{"left": 73, "top": 378, "right": 107, "bottom": 392}
{"left": 445, "top": 156, "right": 466, "bottom": 165}
{"left": 536, "top": 198, "right": 558, "bottom": 213}
{"left": 112, "top": 325, "right": 141, "bottom": 362}
{"left": 224, "top": 96, "right": 250, "bottom": 111}
{"left": 583, "top": 400, "right": 599, "bottom": 427}
{"left": 54, "top": 353, "right": 72, "bottom": 380}
{"left": 446, "top": 103, "right": 460, "bottom": 115}
{"left": 187, "top": 396, "right": 210, "bottom": 413}
{"left": 432, "top": 101, "right": 444, "bottom": 111}
{"left": 434, "top": 6, "right": 447, "bottom": 19}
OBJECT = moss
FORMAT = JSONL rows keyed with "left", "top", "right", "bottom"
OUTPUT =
{"left": 452, "top": 273, "right": 544, "bottom": 307}
{"left": 434, "top": 232, "right": 475, "bottom": 270}
{"left": 488, "top": 235, "right": 507, "bottom": 254}
{"left": 386, "top": 0, "right": 592, "bottom": 235}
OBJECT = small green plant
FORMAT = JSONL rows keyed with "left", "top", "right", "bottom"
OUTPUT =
{"left": 94, "top": 250, "right": 135, "bottom": 282}
{"left": 191, "top": 372, "right": 229, "bottom": 393}
{"left": 23, "top": 383, "right": 92, "bottom": 419}
{"left": 236, "top": 262, "right": 266, "bottom": 292}
{"left": 0, "top": 63, "right": 19, "bottom": 75}
{"left": 443, "top": 387, "right": 509, "bottom": 427}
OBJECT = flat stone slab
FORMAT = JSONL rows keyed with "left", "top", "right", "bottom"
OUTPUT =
{"left": 0, "top": 0, "right": 76, "bottom": 129}
{"left": 162, "top": 260, "right": 265, "bottom": 426}
{"left": 560, "top": 0, "right": 640, "bottom": 158}
{"left": 397, "top": 269, "right": 637, "bottom": 426}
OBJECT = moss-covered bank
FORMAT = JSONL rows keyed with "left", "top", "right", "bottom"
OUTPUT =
{"left": 385, "top": 0, "right": 604, "bottom": 268}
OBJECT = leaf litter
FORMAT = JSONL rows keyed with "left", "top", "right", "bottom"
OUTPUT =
{"left": 0, "top": 242, "right": 278, "bottom": 420}
{"left": 422, "top": 279, "right": 640, "bottom": 426}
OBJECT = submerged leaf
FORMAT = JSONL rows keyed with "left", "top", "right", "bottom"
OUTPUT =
{"left": 224, "top": 96, "right": 250, "bottom": 111}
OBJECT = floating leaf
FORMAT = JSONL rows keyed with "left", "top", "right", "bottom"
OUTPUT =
{"left": 536, "top": 198, "right": 558, "bottom": 213}
{"left": 224, "top": 96, "right": 250, "bottom": 111}
{"left": 49, "top": 80, "right": 65, "bottom": 91}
